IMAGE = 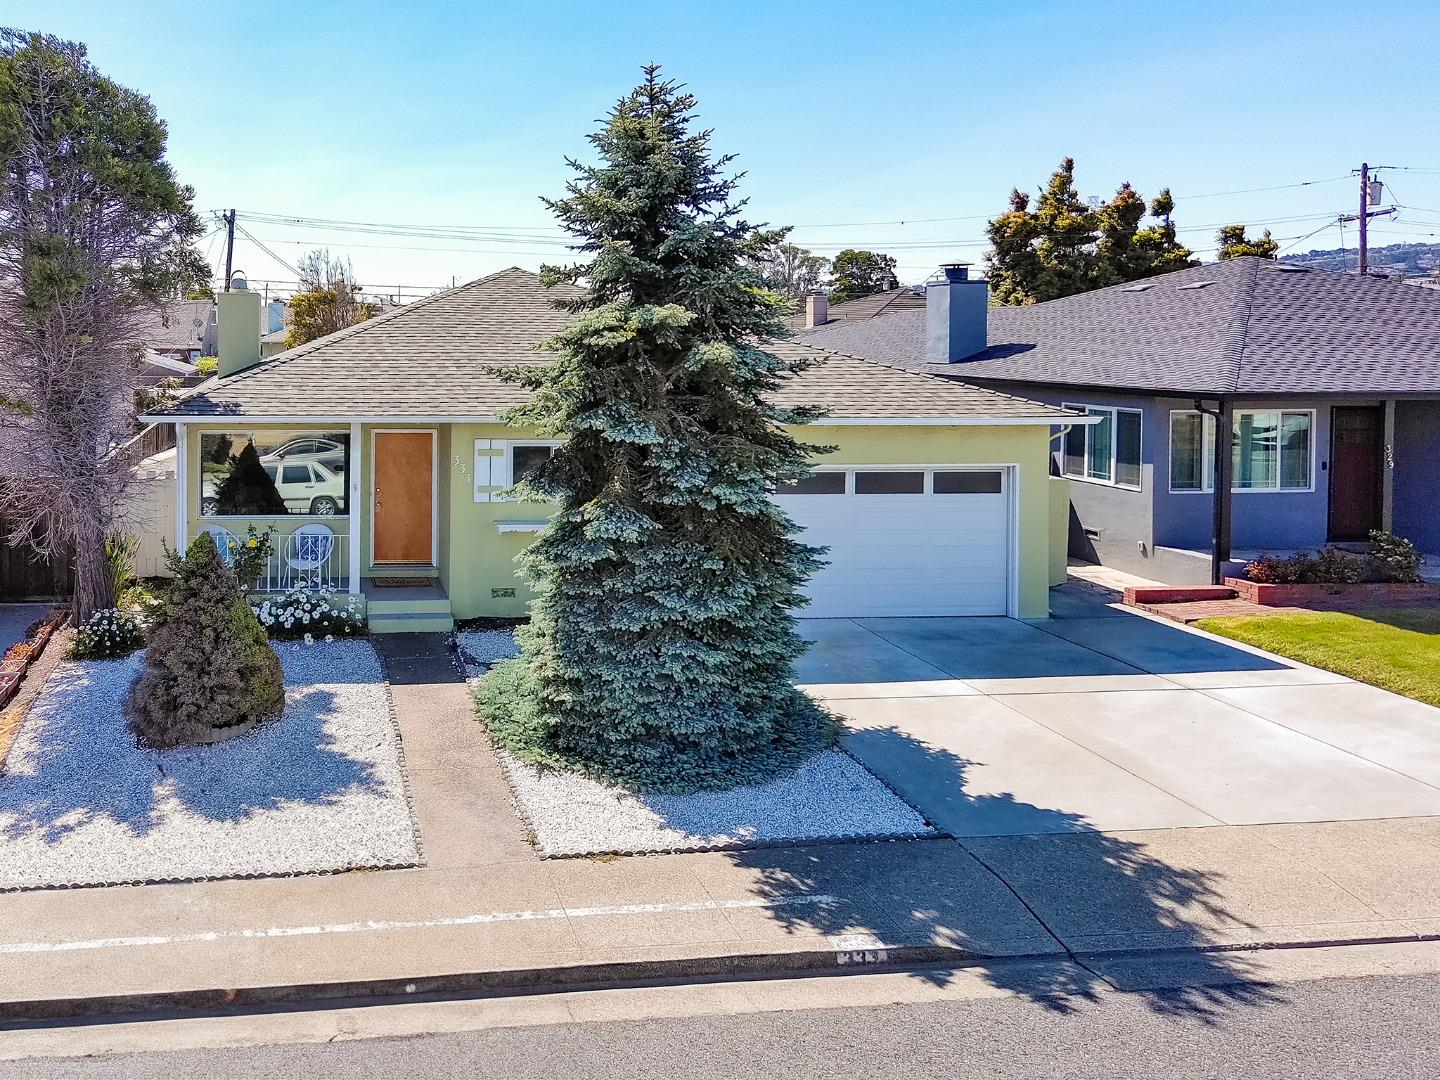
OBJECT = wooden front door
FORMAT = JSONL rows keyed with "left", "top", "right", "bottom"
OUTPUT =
{"left": 1328, "top": 406, "right": 1384, "bottom": 541}
{"left": 372, "top": 431, "right": 434, "bottom": 564}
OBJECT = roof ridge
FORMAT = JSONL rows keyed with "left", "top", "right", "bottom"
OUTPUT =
{"left": 1219, "top": 257, "right": 1261, "bottom": 394}
{"left": 180, "top": 267, "right": 541, "bottom": 398}
{"left": 775, "top": 338, "right": 1073, "bottom": 416}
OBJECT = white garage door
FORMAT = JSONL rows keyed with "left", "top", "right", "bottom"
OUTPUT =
{"left": 774, "top": 466, "right": 1012, "bottom": 619}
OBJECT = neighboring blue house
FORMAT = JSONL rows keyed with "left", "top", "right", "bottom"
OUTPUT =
{"left": 797, "top": 257, "right": 1440, "bottom": 584}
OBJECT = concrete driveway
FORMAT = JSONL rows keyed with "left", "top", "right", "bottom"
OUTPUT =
{"left": 796, "top": 586, "right": 1440, "bottom": 837}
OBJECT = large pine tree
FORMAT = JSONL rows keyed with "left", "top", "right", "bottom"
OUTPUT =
{"left": 479, "top": 68, "right": 838, "bottom": 792}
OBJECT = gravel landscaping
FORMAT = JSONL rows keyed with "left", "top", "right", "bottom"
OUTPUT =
{"left": 459, "top": 627, "right": 933, "bottom": 857}
{"left": 456, "top": 629, "right": 521, "bottom": 668}
{"left": 502, "top": 748, "right": 933, "bottom": 857}
{"left": 0, "top": 640, "right": 420, "bottom": 890}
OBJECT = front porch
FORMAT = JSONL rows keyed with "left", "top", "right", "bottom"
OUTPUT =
{"left": 165, "top": 420, "right": 554, "bottom": 627}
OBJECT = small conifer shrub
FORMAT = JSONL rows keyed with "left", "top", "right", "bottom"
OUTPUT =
{"left": 126, "top": 532, "right": 284, "bottom": 749}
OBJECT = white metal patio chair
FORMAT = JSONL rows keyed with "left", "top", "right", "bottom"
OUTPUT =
{"left": 284, "top": 524, "right": 336, "bottom": 588}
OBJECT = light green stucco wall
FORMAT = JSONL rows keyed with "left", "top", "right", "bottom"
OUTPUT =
{"left": 1049, "top": 476, "right": 1071, "bottom": 587}
{"left": 182, "top": 420, "right": 1058, "bottom": 621}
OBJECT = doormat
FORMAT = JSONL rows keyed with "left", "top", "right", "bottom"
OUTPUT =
{"left": 372, "top": 577, "right": 439, "bottom": 589}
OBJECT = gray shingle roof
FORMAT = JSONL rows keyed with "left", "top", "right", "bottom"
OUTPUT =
{"left": 796, "top": 257, "right": 1440, "bottom": 396}
{"left": 135, "top": 299, "right": 215, "bottom": 354}
{"left": 154, "top": 268, "right": 1073, "bottom": 423}
{"left": 780, "top": 287, "right": 927, "bottom": 332}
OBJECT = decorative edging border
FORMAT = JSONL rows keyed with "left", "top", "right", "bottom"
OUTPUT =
{"left": 0, "top": 611, "right": 67, "bottom": 775}
{"left": 1224, "top": 576, "right": 1440, "bottom": 607}
{"left": 347, "top": 635, "right": 427, "bottom": 870}
{"left": 0, "top": 611, "right": 65, "bottom": 711}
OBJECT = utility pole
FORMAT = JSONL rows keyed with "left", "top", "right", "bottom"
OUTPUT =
{"left": 1359, "top": 164, "right": 1370, "bottom": 275}
{"left": 1342, "top": 165, "right": 1394, "bottom": 275}
{"left": 222, "top": 209, "right": 237, "bottom": 291}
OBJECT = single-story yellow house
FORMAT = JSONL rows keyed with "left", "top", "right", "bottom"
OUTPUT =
{"left": 147, "top": 269, "right": 1083, "bottom": 632}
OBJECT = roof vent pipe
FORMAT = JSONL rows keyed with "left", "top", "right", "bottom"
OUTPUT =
{"left": 926, "top": 262, "right": 988, "bottom": 363}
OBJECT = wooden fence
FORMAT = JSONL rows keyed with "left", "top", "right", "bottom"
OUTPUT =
{"left": 0, "top": 520, "right": 70, "bottom": 600}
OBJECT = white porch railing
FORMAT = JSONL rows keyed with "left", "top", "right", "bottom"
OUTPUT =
{"left": 241, "top": 533, "right": 352, "bottom": 594}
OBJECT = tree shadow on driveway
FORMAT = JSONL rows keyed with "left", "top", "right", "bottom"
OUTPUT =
{"left": 724, "top": 727, "right": 1285, "bottom": 1022}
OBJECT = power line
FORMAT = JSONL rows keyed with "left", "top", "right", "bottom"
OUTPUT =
{"left": 1276, "top": 218, "right": 1341, "bottom": 255}
{"left": 1171, "top": 174, "right": 1351, "bottom": 200}
{"left": 234, "top": 222, "right": 303, "bottom": 279}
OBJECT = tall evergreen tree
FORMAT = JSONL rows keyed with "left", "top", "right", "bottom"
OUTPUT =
{"left": 986, "top": 160, "right": 1195, "bottom": 304}
{"left": 479, "top": 68, "right": 838, "bottom": 792}
{"left": 1216, "top": 224, "right": 1280, "bottom": 260}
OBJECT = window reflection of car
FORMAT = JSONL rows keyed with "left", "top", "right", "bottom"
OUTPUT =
{"left": 201, "top": 458, "right": 345, "bottom": 517}
{"left": 265, "top": 437, "right": 346, "bottom": 473}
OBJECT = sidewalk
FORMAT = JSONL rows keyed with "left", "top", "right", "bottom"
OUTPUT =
{"left": 4, "top": 632, "right": 1440, "bottom": 1020}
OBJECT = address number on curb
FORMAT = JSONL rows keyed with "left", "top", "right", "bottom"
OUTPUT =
{"left": 836, "top": 948, "right": 890, "bottom": 965}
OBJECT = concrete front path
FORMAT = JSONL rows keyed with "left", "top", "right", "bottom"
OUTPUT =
{"left": 799, "top": 584, "right": 1440, "bottom": 837}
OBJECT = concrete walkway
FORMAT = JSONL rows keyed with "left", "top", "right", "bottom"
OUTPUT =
{"left": 800, "top": 585, "right": 1440, "bottom": 837}
{"left": 4, "top": 619, "right": 1440, "bottom": 1019}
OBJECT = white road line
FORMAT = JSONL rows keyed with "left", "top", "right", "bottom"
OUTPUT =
{"left": 0, "top": 894, "right": 840, "bottom": 956}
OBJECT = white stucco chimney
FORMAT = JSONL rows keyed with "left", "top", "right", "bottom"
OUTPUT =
{"left": 804, "top": 290, "right": 828, "bottom": 329}
{"left": 217, "top": 272, "right": 263, "bottom": 378}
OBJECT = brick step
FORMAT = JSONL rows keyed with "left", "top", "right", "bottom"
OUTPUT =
{"left": 1123, "top": 585, "right": 1238, "bottom": 606}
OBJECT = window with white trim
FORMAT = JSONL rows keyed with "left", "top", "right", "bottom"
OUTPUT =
{"left": 1061, "top": 405, "right": 1142, "bottom": 489}
{"left": 473, "top": 439, "right": 563, "bottom": 502}
{"left": 1169, "top": 410, "right": 1314, "bottom": 493}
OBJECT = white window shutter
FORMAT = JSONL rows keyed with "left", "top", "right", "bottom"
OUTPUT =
{"left": 474, "top": 439, "right": 494, "bottom": 502}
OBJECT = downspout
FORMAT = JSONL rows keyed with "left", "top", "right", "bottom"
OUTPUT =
{"left": 1194, "top": 398, "right": 1233, "bottom": 585}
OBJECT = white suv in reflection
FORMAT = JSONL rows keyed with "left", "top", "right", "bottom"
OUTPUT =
{"left": 201, "top": 458, "right": 345, "bottom": 516}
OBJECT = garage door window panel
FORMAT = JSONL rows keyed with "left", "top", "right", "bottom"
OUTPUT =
{"left": 780, "top": 472, "right": 846, "bottom": 494}
{"left": 933, "top": 470, "right": 1004, "bottom": 494}
{"left": 854, "top": 471, "right": 925, "bottom": 494}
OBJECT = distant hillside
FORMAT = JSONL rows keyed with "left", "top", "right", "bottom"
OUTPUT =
{"left": 1281, "top": 241, "right": 1440, "bottom": 278}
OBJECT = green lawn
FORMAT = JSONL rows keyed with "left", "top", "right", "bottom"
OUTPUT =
{"left": 1196, "top": 608, "right": 1440, "bottom": 708}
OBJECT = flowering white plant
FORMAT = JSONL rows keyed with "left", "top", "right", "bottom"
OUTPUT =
{"left": 253, "top": 581, "right": 366, "bottom": 641}
{"left": 70, "top": 607, "right": 144, "bottom": 660}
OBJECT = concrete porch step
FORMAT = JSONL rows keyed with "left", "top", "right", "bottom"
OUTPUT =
{"left": 368, "top": 610, "right": 455, "bottom": 634}
{"left": 362, "top": 581, "right": 453, "bottom": 633}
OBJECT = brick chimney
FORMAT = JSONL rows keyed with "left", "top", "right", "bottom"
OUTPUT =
{"left": 925, "top": 263, "right": 989, "bottom": 363}
{"left": 804, "top": 290, "right": 828, "bottom": 329}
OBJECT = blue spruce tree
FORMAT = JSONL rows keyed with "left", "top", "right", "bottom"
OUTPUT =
{"left": 480, "top": 67, "right": 839, "bottom": 791}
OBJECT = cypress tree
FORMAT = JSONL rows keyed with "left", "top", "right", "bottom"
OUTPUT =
{"left": 480, "top": 67, "right": 838, "bottom": 791}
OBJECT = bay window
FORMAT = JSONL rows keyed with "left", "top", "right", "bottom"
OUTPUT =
{"left": 1062, "top": 405, "right": 1143, "bottom": 489}
{"left": 1168, "top": 410, "right": 1313, "bottom": 493}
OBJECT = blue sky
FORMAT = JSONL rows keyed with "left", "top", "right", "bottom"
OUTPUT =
{"left": 29, "top": 0, "right": 1440, "bottom": 296}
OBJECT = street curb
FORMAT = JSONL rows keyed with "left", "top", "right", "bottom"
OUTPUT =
{"left": 7, "top": 930, "right": 1440, "bottom": 1023}
{"left": 0, "top": 942, "right": 991, "bottom": 1022}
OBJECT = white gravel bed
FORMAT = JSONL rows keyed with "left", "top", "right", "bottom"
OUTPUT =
{"left": 456, "top": 629, "right": 520, "bottom": 673}
{"left": 0, "top": 640, "right": 420, "bottom": 890}
{"left": 502, "top": 748, "right": 933, "bottom": 858}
